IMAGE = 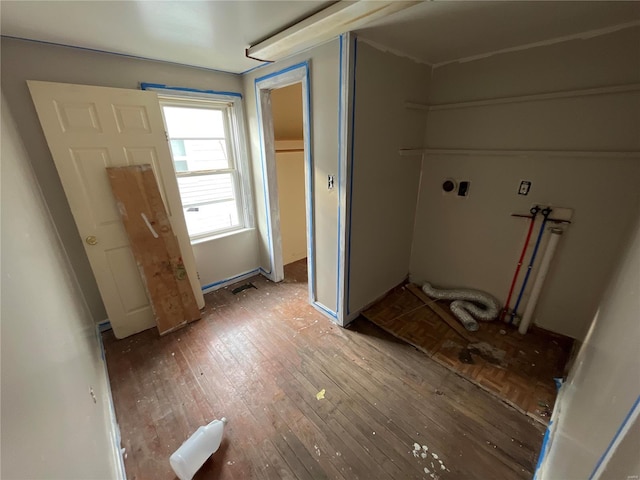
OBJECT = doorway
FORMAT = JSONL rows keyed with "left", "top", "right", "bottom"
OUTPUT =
{"left": 271, "top": 83, "right": 308, "bottom": 283}
{"left": 254, "top": 62, "right": 315, "bottom": 303}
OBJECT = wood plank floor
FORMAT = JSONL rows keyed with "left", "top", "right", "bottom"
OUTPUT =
{"left": 103, "top": 259, "right": 546, "bottom": 480}
{"left": 362, "top": 285, "right": 574, "bottom": 424}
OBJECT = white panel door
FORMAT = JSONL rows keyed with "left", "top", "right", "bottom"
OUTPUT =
{"left": 28, "top": 81, "right": 205, "bottom": 339}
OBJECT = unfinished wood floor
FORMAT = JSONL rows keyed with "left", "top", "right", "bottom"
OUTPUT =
{"left": 104, "top": 259, "right": 545, "bottom": 480}
{"left": 362, "top": 285, "right": 574, "bottom": 424}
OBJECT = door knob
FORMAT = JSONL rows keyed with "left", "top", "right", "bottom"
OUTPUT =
{"left": 85, "top": 235, "right": 98, "bottom": 245}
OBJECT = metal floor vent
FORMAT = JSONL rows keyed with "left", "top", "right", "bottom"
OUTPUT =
{"left": 231, "top": 283, "right": 257, "bottom": 295}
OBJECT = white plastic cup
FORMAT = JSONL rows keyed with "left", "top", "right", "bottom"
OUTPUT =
{"left": 170, "top": 417, "right": 227, "bottom": 480}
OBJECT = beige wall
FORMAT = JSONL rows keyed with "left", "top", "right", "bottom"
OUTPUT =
{"left": 348, "top": 41, "right": 431, "bottom": 314}
{"left": 600, "top": 412, "right": 640, "bottom": 480}
{"left": 1, "top": 38, "right": 260, "bottom": 320}
{"left": 276, "top": 150, "right": 307, "bottom": 265}
{"left": 410, "top": 27, "right": 640, "bottom": 339}
{"left": 272, "top": 84, "right": 307, "bottom": 267}
{"left": 1, "top": 97, "right": 122, "bottom": 479}
{"left": 243, "top": 39, "right": 341, "bottom": 313}
{"left": 538, "top": 215, "right": 640, "bottom": 479}
{"left": 272, "top": 83, "right": 304, "bottom": 140}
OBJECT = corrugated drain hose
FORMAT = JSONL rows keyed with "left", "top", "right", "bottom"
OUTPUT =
{"left": 422, "top": 283, "right": 501, "bottom": 332}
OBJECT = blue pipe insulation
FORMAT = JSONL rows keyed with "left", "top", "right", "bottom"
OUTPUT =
{"left": 509, "top": 207, "right": 552, "bottom": 324}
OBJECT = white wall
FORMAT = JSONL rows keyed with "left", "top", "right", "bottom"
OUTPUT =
{"left": 276, "top": 149, "right": 307, "bottom": 265}
{"left": 243, "top": 39, "right": 342, "bottom": 314}
{"left": 538, "top": 216, "right": 640, "bottom": 479}
{"left": 410, "top": 27, "right": 640, "bottom": 339}
{"left": 1, "top": 96, "right": 122, "bottom": 479}
{"left": 1, "top": 37, "right": 260, "bottom": 319}
{"left": 348, "top": 40, "right": 431, "bottom": 314}
{"left": 193, "top": 228, "right": 259, "bottom": 291}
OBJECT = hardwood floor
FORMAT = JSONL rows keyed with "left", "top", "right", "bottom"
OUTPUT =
{"left": 362, "top": 285, "right": 573, "bottom": 424}
{"left": 103, "top": 259, "right": 545, "bottom": 480}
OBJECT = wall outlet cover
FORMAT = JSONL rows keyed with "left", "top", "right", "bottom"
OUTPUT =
{"left": 519, "top": 181, "right": 531, "bottom": 195}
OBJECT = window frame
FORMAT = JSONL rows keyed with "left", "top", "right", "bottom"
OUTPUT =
{"left": 155, "top": 91, "right": 253, "bottom": 243}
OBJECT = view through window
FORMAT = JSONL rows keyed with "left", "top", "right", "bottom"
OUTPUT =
{"left": 161, "top": 101, "right": 244, "bottom": 240}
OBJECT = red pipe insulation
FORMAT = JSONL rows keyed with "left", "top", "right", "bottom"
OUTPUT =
{"left": 501, "top": 206, "right": 540, "bottom": 322}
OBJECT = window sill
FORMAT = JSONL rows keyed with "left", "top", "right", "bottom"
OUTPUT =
{"left": 190, "top": 227, "right": 255, "bottom": 246}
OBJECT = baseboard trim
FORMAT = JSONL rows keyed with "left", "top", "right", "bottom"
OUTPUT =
{"left": 95, "top": 323, "right": 126, "bottom": 479}
{"left": 201, "top": 268, "right": 260, "bottom": 295}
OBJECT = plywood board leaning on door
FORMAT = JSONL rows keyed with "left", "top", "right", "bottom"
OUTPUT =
{"left": 107, "top": 165, "right": 200, "bottom": 335}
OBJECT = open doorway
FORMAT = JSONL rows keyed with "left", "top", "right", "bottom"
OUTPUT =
{"left": 271, "top": 83, "right": 308, "bottom": 283}
{"left": 254, "top": 62, "right": 315, "bottom": 306}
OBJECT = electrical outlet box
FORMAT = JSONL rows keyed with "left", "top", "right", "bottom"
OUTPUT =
{"left": 457, "top": 181, "right": 470, "bottom": 197}
{"left": 519, "top": 181, "right": 531, "bottom": 195}
{"left": 442, "top": 179, "right": 456, "bottom": 194}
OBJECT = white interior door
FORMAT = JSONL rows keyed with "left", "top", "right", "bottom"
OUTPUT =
{"left": 28, "top": 80, "right": 205, "bottom": 339}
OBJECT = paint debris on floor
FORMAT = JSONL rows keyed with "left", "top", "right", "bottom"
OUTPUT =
{"left": 103, "top": 259, "right": 546, "bottom": 479}
{"left": 411, "top": 442, "right": 450, "bottom": 479}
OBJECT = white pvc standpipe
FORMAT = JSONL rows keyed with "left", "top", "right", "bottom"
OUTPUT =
{"left": 519, "top": 228, "right": 564, "bottom": 334}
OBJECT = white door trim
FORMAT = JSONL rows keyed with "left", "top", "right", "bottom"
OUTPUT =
{"left": 338, "top": 32, "right": 356, "bottom": 326}
{"left": 254, "top": 62, "right": 315, "bottom": 303}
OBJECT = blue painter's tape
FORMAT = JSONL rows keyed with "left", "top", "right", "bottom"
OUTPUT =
{"left": 201, "top": 268, "right": 260, "bottom": 291}
{"left": 254, "top": 61, "right": 312, "bottom": 280}
{"left": 588, "top": 394, "right": 640, "bottom": 479}
{"left": 1, "top": 35, "right": 241, "bottom": 77}
{"left": 553, "top": 377, "right": 564, "bottom": 390}
{"left": 314, "top": 301, "right": 338, "bottom": 319}
{"left": 345, "top": 38, "right": 358, "bottom": 315}
{"left": 97, "top": 320, "right": 112, "bottom": 333}
{"left": 140, "top": 82, "right": 242, "bottom": 98}
{"left": 303, "top": 64, "right": 316, "bottom": 301}
{"left": 533, "top": 420, "right": 553, "bottom": 480}
{"left": 534, "top": 378, "right": 564, "bottom": 479}
{"left": 240, "top": 63, "right": 268, "bottom": 76}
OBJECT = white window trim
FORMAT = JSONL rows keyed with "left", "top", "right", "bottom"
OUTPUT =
{"left": 151, "top": 89, "right": 254, "bottom": 243}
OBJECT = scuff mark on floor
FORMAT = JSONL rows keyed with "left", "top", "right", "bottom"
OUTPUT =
{"left": 456, "top": 341, "right": 507, "bottom": 367}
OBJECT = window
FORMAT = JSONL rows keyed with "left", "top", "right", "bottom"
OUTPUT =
{"left": 159, "top": 95, "right": 250, "bottom": 241}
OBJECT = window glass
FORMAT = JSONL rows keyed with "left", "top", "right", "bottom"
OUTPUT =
{"left": 168, "top": 139, "right": 228, "bottom": 171}
{"left": 163, "top": 106, "right": 225, "bottom": 138}
{"left": 161, "top": 101, "right": 244, "bottom": 240}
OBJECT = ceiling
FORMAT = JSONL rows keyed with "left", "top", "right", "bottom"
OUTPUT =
{"left": 358, "top": 1, "right": 640, "bottom": 66}
{"left": 1, "top": 1, "right": 639, "bottom": 74}
{"left": 0, "top": 0, "right": 330, "bottom": 74}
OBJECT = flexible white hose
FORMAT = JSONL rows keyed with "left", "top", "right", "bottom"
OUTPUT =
{"left": 422, "top": 282, "right": 501, "bottom": 332}
{"left": 519, "top": 228, "right": 563, "bottom": 334}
